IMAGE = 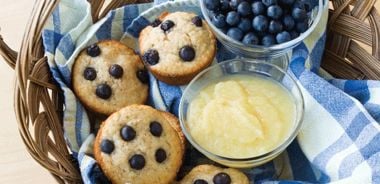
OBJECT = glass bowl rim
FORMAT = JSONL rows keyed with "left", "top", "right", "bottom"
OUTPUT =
{"left": 178, "top": 59, "right": 305, "bottom": 163}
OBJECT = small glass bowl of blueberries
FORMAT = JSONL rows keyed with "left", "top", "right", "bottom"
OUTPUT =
{"left": 200, "top": 0, "right": 323, "bottom": 59}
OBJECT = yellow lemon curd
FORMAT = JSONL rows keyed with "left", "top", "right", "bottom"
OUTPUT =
{"left": 187, "top": 75, "right": 296, "bottom": 158}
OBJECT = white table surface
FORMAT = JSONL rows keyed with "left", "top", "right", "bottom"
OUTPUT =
{"left": 0, "top": 0, "right": 55, "bottom": 183}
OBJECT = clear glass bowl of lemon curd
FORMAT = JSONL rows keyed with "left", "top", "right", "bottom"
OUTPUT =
{"left": 179, "top": 59, "right": 304, "bottom": 168}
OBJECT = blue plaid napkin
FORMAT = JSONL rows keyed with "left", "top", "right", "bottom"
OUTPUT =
{"left": 42, "top": 0, "right": 380, "bottom": 183}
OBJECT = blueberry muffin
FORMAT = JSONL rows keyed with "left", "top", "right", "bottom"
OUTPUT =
{"left": 139, "top": 11, "right": 216, "bottom": 85}
{"left": 72, "top": 40, "right": 149, "bottom": 115}
{"left": 94, "top": 105, "right": 185, "bottom": 184}
{"left": 179, "top": 165, "right": 250, "bottom": 184}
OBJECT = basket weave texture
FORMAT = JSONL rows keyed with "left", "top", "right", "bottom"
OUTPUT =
{"left": 0, "top": 0, "right": 379, "bottom": 183}
{"left": 322, "top": 0, "right": 380, "bottom": 79}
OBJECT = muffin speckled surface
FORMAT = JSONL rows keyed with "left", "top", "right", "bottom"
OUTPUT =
{"left": 179, "top": 165, "right": 250, "bottom": 184}
{"left": 94, "top": 105, "right": 185, "bottom": 184}
{"left": 72, "top": 40, "right": 149, "bottom": 115}
{"left": 139, "top": 11, "right": 216, "bottom": 85}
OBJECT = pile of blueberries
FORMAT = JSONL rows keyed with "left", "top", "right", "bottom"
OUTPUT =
{"left": 204, "top": 0, "right": 315, "bottom": 46}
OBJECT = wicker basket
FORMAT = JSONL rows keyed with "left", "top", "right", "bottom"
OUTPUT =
{"left": 322, "top": 0, "right": 380, "bottom": 79}
{"left": 0, "top": 0, "right": 379, "bottom": 183}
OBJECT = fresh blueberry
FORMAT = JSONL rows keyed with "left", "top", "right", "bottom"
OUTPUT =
{"left": 238, "top": 18, "right": 252, "bottom": 33}
{"left": 268, "top": 20, "right": 283, "bottom": 34}
{"left": 136, "top": 69, "right": 149, "bottom": 84}
{"left": 204, "top": 0, "right": 220, "bottom": 10}
{"left": 279, "top": 0, "right": 294, "bottom": 5}
{"left": 262, "top": 35, "right": 276, "bottom": 46}
{"left": 83, "top": 67, "right": 97, "bottom": 81}
{"left": 226, "top": 11, "right": 240, "bottom": 26}
{"left": 267, "top": 5, "right": 283, "bottom": 19}
{"left": 296, "top": 20, "right": 308, "bottom": 33}
{"left": 282, "top": 15, "right": 295, "bottom": 31}
{"left": 192, "top": 16, "right": 203, "bottom": 27}
{"left": 252, "top": 15, "right": 268, "bottom": 32}
{"left": 227, "top": 27, "right": 244, "bottom": 41}
{"left": 242, "top": 32, "right": 259, "bottom": 45}
{"left": 292, "top": 6, "right": 307, "bottom": 21}
{"left": 220, "top": 0, "right": 230, "bottom": 11}
{"left": 150, "top": 121, "right": 163, "bottom": 137}
{"left": 100, "top": 139, "right": 114, "bottom": 154}
{"left": 262, "top": 0, "right": 277, "bottom": 6}
{"left": 120, "top": 125, "right": 136, "bottom": 141}
{"left": 294, "top": 0, "right": 312, "bottom": 12}
{"left": 86, "top": 44, "right": 101, "bottom": 57}
{"left": 96, "top": 84, "right": 112, "bottom": 99}
{"left": 251, "top": 1, "right": 266, "bottom": 15}
{"left": 211, "top": 14, "right": 227, "bottom": 28}
{"left": 237, "top": 1, "right": 251, "bottom": 16}
{"left": 129, "top": 154, "right": 146, "bottom": 170}
{"left": 179, "top": 46, "right": 196, "bottom": 61}
{"left": 229, "top": 0, "right": 242, "bottom": 10}
{"left": 208, "top": 10, "right": 219, "bottom": 18}
{"left": 194, "top": 179, "right": 208, "bottom": 184}
{"left": 142, "top": 49, "right": 159, "bottom": 65}
{"left": 293, "top": 1, "right": 307, "bottom": 10}
{"left": 109, "top": 64, "right": 123, "bottom": 79}
{"left": 276, "top": 31, "right": 291, "bottom": 43}
{"left": 290, "top": 30, "right": 300, "bottom": 39}
{"left": 160, "top": 20, "right": 175, "bottom": 32}
{"left": 155, "top": 148, "right": 167, "bottom": 163}
{"left": 304, "top": 0, "right": 317, "bottom": 10}
{"left": 213, "top": 172, "right": 231, "bottom": 184}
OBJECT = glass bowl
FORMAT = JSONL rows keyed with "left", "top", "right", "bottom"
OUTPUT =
{"left": 179, "top": 59, "right": 304, "bottom": 168}
{"left": 199, "top": 0, "right": 324, "bottom": 59}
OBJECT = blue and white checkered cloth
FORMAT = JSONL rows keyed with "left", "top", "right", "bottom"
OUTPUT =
{"left": 42, "top": 0, "right": 380, "bottom": 183}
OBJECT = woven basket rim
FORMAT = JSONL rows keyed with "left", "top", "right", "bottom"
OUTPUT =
{"left": 0, "top": 0, "right": 379, "bottom": 183}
